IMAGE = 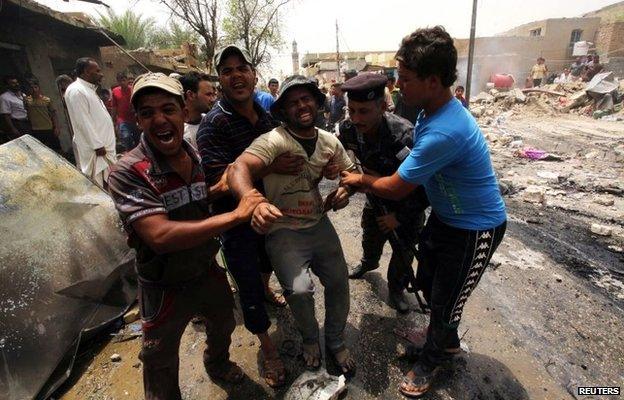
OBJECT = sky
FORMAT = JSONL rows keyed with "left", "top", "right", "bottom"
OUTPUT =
{"left": 36, "top": 0, "right": 619, "bottom": 76}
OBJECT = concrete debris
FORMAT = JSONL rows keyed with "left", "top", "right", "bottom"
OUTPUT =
{"left": 584, "top": 150, "right": 601, "bottom": 160}
{"left": 123, "top": 306, "right": 140, "bottom": 324}
{"left": 593, "top": 197, "right": 615, "bottom": 207}
{"left": 521, "top": 186, "right": 547, "bottom": 204}
{"left": 471, "top": 79, "right": 623, "bottom": 120}
{"left": 110, "top": 353, "right": 122, "bottom": 362}
{"left": 284, "top": 369, "right": 346, "bottom": 400}
{"left": 536, "top": 171, "right": 561, "bottom": 183}
{"left": 590, "top": 223, "right": 613, "bottom": 237}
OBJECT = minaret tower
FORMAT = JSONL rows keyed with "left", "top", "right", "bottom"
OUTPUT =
{"left": 292, "top": 40, "right": 299, "bottom": 75}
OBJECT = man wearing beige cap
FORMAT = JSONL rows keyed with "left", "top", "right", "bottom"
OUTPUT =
{"left": 107, "top": 72, "right": 265, "bottom": 399}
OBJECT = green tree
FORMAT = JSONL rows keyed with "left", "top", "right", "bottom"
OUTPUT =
{"left": 96, "top": 9, "right": 157, "bottom": 50}
{"left": 222, "top": 0, "right": 291, "bottom": 67}
{"left": 151, "top": 21, "right": 202, "bottom": 49}
{"left": 157, "top": 0, "right": 220, "bottom": 71}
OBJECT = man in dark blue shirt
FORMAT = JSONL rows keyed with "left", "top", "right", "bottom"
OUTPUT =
{"left": 196, "top": 45, "right": 304, "bottom": 388}
{"left": 341, "top": 26, "right": 507, "bottom": 398}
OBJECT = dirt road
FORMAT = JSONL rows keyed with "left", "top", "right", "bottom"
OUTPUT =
{"left": 57, "top": 114, "right": 623, "bottom": 400}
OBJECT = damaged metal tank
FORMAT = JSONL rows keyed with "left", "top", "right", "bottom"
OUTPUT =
{"left": 0, "top": 136, "right": 136, "bottom": 400}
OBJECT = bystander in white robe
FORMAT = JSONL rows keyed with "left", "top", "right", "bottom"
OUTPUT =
{"left": 64, "top": 77, "right": 116, "bottom": 186}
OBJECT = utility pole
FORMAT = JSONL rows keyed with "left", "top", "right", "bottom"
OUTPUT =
{"left": 465, "top": 0, "right": 478, "bottom": 104}
{"left": 335, "top": 20, "right": 340, "bottom": 82}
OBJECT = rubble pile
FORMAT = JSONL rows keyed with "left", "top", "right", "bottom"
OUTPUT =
{"left": 470, "top": 74, "right": 624, "bottom": 123}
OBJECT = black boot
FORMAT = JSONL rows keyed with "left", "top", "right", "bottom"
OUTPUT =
{"left": 389, "top": 290, "right": 410, "bottom": 313}
{"left": 348, "top": 263, "right": 375, "bottom": 279}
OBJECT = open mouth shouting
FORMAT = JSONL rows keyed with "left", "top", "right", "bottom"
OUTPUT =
{"left": 155, "top": 130, "right": 175, "bottom": 145}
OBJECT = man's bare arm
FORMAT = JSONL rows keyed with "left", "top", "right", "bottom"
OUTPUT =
{"left": 132, "top": 189, "right": 265, "bottom": 254}
{"left": 228, "top": 153, "right": 268, "bottom": 200}
{"left": 340, "top": 171, "right": 418, "bottom": 201}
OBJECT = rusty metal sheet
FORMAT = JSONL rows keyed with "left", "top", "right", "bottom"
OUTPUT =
{"left": 0, "top": 136, "right": 136, "bottom": 400}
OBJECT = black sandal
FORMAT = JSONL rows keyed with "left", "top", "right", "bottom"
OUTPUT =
{"left": 399, "top": 362, "right": 439, "bottom": 398}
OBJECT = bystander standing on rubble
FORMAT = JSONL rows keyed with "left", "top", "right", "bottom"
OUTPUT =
{"left": 268, "top": 78, "right": 279, "bottom": 99}
{"left": 1, "top": 75, "right": 31, "bottom": 141}
{"left": 583, "top": 55, "right": 604, "bottom": 82}
{"left": 570, "top": 57, "right": 584, "bottom": 80}
{"left": 179, "top": 71, "right": 217, "bottom": 149}
{"left": 196, "top": 45, "right": 304, "bottom": 388}
{"left": 341, "top": 26, "right": 507, "bottom": 397}
{"left": 25, "top": 78, "right": 62, "bottom": 154}
{"left": 111, "top": 72, "right": 140, "bottom": 152}
{"left": 454, "top": 85, "right": 468, "bottom": 108}
{"left": 107, "top": 72, "right": 264, "bottom": 399}
{"left": 338, "top": 72, "right": 428, "bottom": 313}
{"left": 228, "top": 74, "right": 357, "bottom": 377}
{"left": 64, "top": 57, "right": 116, "bottom": 187}
{"left": 530, "top": 57, "right": 548, "bottom": 87}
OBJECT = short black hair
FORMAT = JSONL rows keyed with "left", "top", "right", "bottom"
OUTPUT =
{"left": 388, "top": 76, "right": 396, "bottom": 84}
{"left": 28, "top": 78, "right": 40, "bottom": 86}
{"left": 179, "top": 71, "right": 212, "bottom": 95}
{"left": 116, "top": 71, "right": 128, "bottom": 81}
{"left": 3, "top": 75, "right": 18, "bottom": 84}
{"left": 456, "top": 85, "right": 464, "bottom": 91}
{"left": 56, "top": 74, "right": 73, "bottom": 87}
{"left": 268, "top": 78, "right": 279, "bottom": 85}
{"left": 75, "top": 57, "right": 97, "bottom": 76}
{"left": 395, "top": 26, "right": 458, "bottom": 88}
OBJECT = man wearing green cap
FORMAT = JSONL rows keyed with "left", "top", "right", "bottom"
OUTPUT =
{"left": 107, "top": 72, "right": 264, "bottom": 399}
{"left": 228, "top": 75, "right": 357, "bottom": 378}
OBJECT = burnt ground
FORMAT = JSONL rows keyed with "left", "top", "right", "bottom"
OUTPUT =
{"left": 56, "top": 114, "right": 624, "bottom": 400}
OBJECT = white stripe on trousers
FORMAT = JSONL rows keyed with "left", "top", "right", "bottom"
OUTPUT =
{"left": 448, "top": 228, "right": 497, "bottom": 324}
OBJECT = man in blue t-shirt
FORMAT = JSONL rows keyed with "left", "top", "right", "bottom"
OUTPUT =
{"left": 341, "top": 26, "right": 507, "bottom": 398}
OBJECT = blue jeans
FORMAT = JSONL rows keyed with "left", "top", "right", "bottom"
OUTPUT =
{"left": 220, "top": 224, "right": 271, "bottom": 334}
{"left": 265, "top": 216, "right": 350, "bottom": 351}
{"left": 118, "top": 122, "right": 140, "bottom": 151}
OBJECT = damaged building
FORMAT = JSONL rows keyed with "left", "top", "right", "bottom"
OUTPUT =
{"left": 0, "top": 0, "right": 124, "bottom": 151}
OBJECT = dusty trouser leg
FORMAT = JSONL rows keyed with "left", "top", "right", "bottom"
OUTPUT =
{"left": 388, "top": 212, "right": 425, "bottom": 292}
{"left": 359, "top": 206, "right": 387, "bottom": 272}
{"left": 265, "top": 227, "right": 319, "bottom": 345}
{"left": 139, "top": 284, "right": 191, "bottom": 400}
{"left": 309, "top": 217, "right": 350, "bottom": 352}
{"left": 421, "top": 215, "right": 507, "bottom": 368}
{"left": 198, "top": 266, "right": 236, "bottom": 373}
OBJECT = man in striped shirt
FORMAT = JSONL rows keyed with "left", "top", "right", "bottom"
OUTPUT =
{"left": 196, "top": 45, "right": 304, "bottom": 387}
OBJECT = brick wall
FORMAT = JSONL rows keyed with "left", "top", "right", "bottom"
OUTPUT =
{"left": 596, "top": 22, "right": 624, "bottom": 57}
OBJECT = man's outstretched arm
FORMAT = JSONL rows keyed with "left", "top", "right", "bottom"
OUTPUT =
{"left": 228, "top": 152, "right": 283, "bottom": 234}
{"left": 340, "top": 171, "right": 418, "bottom": 201}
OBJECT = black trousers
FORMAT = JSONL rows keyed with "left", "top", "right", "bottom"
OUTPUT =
{"left": 360, "top": 206, "right": 424, "bottom": 292}
{"left": 32, "top": 129, "right": 62, "bottom": 153}
{"left": 417, "top": 213, "right": 506, "bottom": 367}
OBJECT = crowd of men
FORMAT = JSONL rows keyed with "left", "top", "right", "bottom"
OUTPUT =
{"left": 2, "top": 25, "right": 507, "bottom": 399}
